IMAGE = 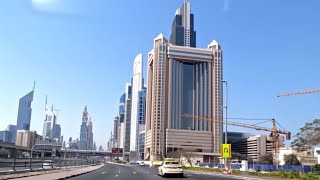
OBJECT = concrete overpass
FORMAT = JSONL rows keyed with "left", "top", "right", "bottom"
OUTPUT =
{"left": 0, "top": 142, "right": 125, "bottom": 158}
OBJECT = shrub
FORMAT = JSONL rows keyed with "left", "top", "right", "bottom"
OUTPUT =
{"left": 232, "top": 170, "right": 242, "bottom": 175}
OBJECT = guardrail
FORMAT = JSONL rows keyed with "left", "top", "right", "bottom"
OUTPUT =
{"left": 0, "top": 158, "right": 101, "bottom": 174}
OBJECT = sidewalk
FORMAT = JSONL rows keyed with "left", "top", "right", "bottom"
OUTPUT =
{"left": 0, "top": 164, "right": 104, "bottom": 180}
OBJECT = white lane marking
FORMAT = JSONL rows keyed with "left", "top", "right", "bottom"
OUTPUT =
{"left": 116, "top": 165, "right": 121, "bottom": 174}
{"left": 101, "top": 172, "right": 107, "bottom": 174}
{"left": 133, "top": 171, "right": 136, "bottom": 174}
{"left": 115, "top": 174, "right": 119, "bottom": 177}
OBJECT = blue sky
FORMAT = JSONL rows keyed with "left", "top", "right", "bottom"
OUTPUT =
{"left": 0, "top": 0, "right": 320, "bottom": 148}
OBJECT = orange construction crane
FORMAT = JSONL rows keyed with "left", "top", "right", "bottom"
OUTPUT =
{"left": 180, "top": 114, "right": 291, "bottom": 166}
{"left": 180, "top": 114, "right": 291, "bottom": 140}
{"left": 277, "top": 88, "right": 320, "bottom": 97}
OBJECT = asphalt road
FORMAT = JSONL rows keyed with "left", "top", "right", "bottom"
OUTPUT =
{"left": 69, "top": 163, "right": 252, "bottom": 180}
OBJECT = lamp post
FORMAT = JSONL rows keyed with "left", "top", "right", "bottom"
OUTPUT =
{"left": 222, "top": 80, "right": 228, "bottom": 170}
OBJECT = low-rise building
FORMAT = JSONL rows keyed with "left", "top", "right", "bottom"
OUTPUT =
{"left": 278, "top": 147, "right": 318, "bottom": 166}
{"left": 230, "top": 135, "right": 279, "bottom": 161}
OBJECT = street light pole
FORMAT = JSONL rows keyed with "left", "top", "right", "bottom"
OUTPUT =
{"left": 222, "top": 80, "right": 228, "bottom": 170}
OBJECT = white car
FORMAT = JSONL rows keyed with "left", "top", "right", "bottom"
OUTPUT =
{"left": 158, "top": 160, "right": 183, "bottom": 177}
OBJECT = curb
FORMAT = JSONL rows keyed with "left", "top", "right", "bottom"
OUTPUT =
{"left": 56, "top": 164, "right": 105, "bottom": 180}
{"left": 185, "top": 170, "right": 264, "bottom": 180}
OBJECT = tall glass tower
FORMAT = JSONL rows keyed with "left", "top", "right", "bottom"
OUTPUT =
{"left": 79, "top": 106, "right": 88, "bottom": 150}
{"left": 130, "top": 53, "right": 143, "bottom": 157}
{"left": 170, "top": 1, "right": 196, "bottom": 47}
{"left": 16, "top": 87, "right": 34, "bottom": 131}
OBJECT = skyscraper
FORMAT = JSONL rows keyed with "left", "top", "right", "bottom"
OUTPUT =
{"left": 0, "top": 130, "right": 10, "bottom": 142}
{"left": 79, "top": 106, "right": 88, "bottom": 150}
{"left": 42, "top": 104, "right": 57, "bottom": 140}
{"left": 124, "top": 83, "right": 132, "bottom": 154}
{"left": 113, "top": 116, "right": 119, "bottom": 147}
{"left": 16, "top": 85, "right": 34, "bottom": 132}
{"left": 137, "top": 88, "right": 146, "bottom": 159}
{"left": 79, "top": 106, "right": 94, "bottom": 150}
{"left": 130, "top": 54, "right": 144, "bottom": 159}
{"left": 145, "top": 34, "right": 223, "bottom": 160}
{"left": 119, "top": 93, "right": 126, "bottom": 149}
{"left": 52, "top": 124, "right": 61, "bottom": 141}
{"left": 137, "top": 88, "right": 146, "bottom": 125}
{"left": 7, "top": 124, "right": 17, "bottom": 144}
{"left": 87, "top": 117, "right": 93, "bottom": 150}
{"left": 170, "top": 1, "right": 196, "bottom": 47}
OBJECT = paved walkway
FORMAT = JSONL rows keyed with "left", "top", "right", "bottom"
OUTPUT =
{"left": 0, "top": 164, "right": 104, "bottom": 180}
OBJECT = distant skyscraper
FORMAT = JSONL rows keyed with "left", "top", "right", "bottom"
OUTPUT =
{"left": 79, "top": 106, "right": 94, "bottom": 150}
{"left": 0, "top": 130, "right": 10, "bottom": 142}
{"left": 93, "top": 142, "right": 96, "bottom": 151}
{"left": 119, "top": 93, "right": 126, "bottom": 149}
{"left": 42, "top": 104, "right": 56, "bottom": 140}
{"left": 52, "top": 124, "right": 61, "bottom": 141}
{"left": 16, "top": 85, "right": 34, "bottom": 131}
{"left": 87, "top": 117, "right": 93, "bottom": 150}
{"left": 145, "top": 34, "right": 223, "bottom": 160}
{"left": 124, "top": 83, "right": 132, "bottom": 153}
{"left": 79, "top": 106, "right": 88, "bottom": 150}
{"left": 130, "top": 54, "right": 144, "bottom": 158}
{"left": 7, "top": 124, "right": 17, "bottom": 144}
{"left": 113, "top": 116, "right": 119, "bottom": 147}
{"left": 170, "top": 1, "right": 196, "bottom": 47}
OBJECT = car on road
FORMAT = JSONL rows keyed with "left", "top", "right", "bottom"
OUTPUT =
{"left": 139, "top": 161, "right": 146, "bottom": 166}
{"left": 129, "top": 161, "right": 139, "bottom": 165}
{"left": 158, "top": 160, "right": 183, "bottom": 177}
{"left": 43, "top": 160, "right": 53, "bottom": 169}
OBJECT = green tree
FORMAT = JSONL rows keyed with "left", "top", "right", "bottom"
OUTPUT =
{"left": 284, "top": 154, "right": 301, "bottom": 165}
{"left": 258, "top": 154, "right": 273, "bottom": 165}
{"left": 291, "top": 119, "right": 320, "bottom": 153}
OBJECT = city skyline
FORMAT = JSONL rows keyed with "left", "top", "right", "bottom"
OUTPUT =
{"left": 1, "top": 0, "right": 320, "bottom": 149}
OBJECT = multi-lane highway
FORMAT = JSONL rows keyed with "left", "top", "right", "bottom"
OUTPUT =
{"left": 69, "top": 163, "right": 249, "bottom": 180}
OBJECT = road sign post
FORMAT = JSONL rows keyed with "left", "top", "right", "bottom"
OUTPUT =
{"left": 221, "top": 144, "right": 231, "bottom": 158}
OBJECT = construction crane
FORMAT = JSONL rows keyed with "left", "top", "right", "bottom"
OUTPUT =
{"left": 180, "top": 114, "right": 291, "bottom": 165}
{"left": 277, "top": 88, "right": 320, "bottom": 97}
{"left": 54, "top": 109, "right": 62, "bottom": 122}
{"left": 180, "top": 114, "right": 291, "bottom": 140}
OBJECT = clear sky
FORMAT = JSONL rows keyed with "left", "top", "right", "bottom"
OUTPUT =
{"left": 0, "top": 0, "right": 320, "bottom": 149}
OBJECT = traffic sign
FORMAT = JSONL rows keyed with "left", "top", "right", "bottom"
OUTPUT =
{"left": 221, "top": 144, "right": 231, "bottom": 158}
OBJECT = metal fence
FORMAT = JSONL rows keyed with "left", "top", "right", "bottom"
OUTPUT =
{"left": 0, "top": 157, "right": 100, "bottom": 174}
{"left": 199, "top": 163, "right": 314, "bottom": 173}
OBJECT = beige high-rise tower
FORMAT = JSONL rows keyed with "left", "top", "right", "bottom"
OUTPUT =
{"left": 144, "top": 34, "right": 223, "bottom": 161}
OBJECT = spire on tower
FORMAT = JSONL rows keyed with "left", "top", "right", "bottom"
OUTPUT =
{"left": 45, "top": 95, "right": 48, "bottom": 110}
